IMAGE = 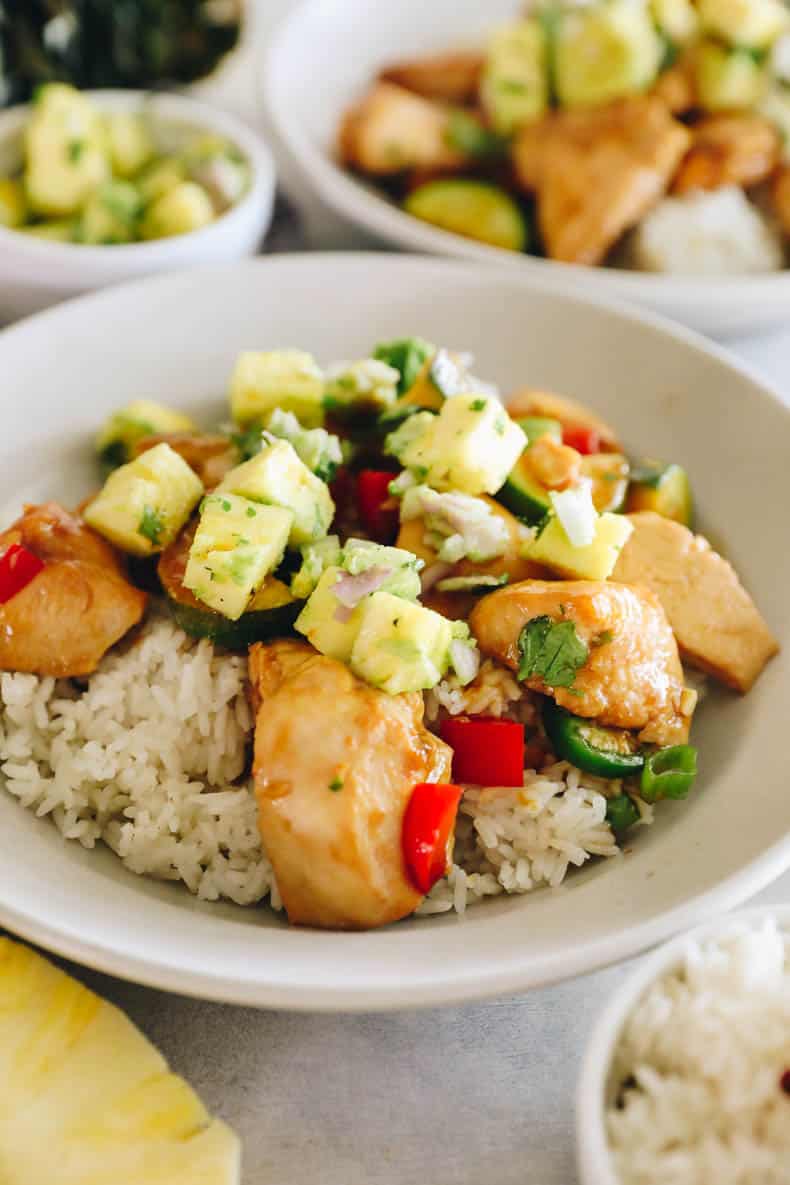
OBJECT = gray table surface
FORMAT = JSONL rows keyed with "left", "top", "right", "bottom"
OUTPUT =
{"left": 9, "top": 7, "right": 790, "bottom": 1178}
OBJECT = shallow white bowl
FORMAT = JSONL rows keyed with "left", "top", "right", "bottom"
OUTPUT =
{"left": 263, "top": 0, "right": 790, "bottom": 338}
{"left": 0, "top": 90, "right": 275, "bottom": 322}
{"left": 576, "top": 904, "right": 790, "bottom": 1185}
{"left": 0, "top": 253, "right": 789, "bottom": 1010}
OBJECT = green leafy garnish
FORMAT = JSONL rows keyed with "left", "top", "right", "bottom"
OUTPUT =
{"left": 328, "top": 777, "right": 344, "bottom": 792}
{"left": 67, "top": 139, "right": 84, "bottom": 163}
{"left": 444, "top": 111, "right": 507, "bottom": 158}
{"left": 470, "top": 398, "right": 486, "bottom": 412}
{"left": 591, "top": 630, "right": 613, "bottom": 648}
{"left": 138, "top": 505, "right": 164, "bottom": 546}
{"left": 517, "top": 615, "right": 588, "bottom": 690}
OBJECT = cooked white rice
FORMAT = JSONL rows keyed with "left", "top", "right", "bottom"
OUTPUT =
{"left": 607, "top": 920, "right": 790, "bottom": 1185}
{"left": 0, "top": 617, "right": 626, "bottom": 914}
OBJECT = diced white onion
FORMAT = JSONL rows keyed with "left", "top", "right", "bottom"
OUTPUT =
{"left": 449, "top": 639, "right": 481, "bottom": 686}
{"left": 549, "top": 484, "right": 597, "bottom": 548}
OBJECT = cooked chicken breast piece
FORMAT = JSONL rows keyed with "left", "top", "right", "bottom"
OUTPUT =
{"left": 512, "top": 96, "right": 691, "bottom": 264}
{"left": 380, "top": 51, "right": 484, "bottom": 105}
{"left": 672, "top": 115, "right": 780, "bottom": 195}
{"left": 133, "top": 432, "right": 237, "bottom": 490}
{"left": 250, "top": 640, "right": 453, "bottom": 930}
{"left": 470, "top": 579, "right": 690, "bottom": 745}
{"left": 339, "top": 81, "right": 470, "bottom": 175}
{"left": 0, "top": 503, "right": 146, "bottom": 677}
{"left": 613, "top": 511, "right": 778, "bottom": 692}
{"left": 507, "top": 388, "right": 621, "bottom": 452}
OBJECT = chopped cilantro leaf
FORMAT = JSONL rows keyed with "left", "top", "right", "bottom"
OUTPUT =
{"left": 328, "top": 777, "right": 344, "bottom": 792}
{"left": 138, "top": 505, "right": 164, "bottom": 546}
{"left": 221, "top": 499, "right": 232, "bottom": 512}
{"left": 245, "top": 506, "right": 257, "bottom": 518}
{"left": 373, "top": 337, "right": 433, "bottom": 395}
{"left": 67, "top": 139, "right": 84, "bottom": 163}
{"left": 592, "top": 630, "right": 613, "bottom": 648}
{"left": 470, "top": 398, "right": 486, "bottom": 412}
{"left": 517, "top": 615, "right": 588, "bottom": 690}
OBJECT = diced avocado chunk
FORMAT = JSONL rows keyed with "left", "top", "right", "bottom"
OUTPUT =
{"left": 341, "top": 539, "right": 422, "bottom": 600}
{"left": 324, "top": 358, "right": 400, "bottom": 414}
{"left": 291, "top": 535, "right": 343, "bottom": 599}
{"left": 216, "top": 439, "right": 335, "bottom": 546}
{"left": 25, "top": 83, "right": 110, "bottom": 217}
{"left": 265, "top": 409, "right": 342, "bottom": 482}
{"left": 84, "top": 442, "right": 204, "bottom": 556}
{"left": 625, "top": 460, "right": 693, "bottom": 525}
{"left": 373, "top": 337, "right": 435, "bottom": 396}
{"left": 140, "top": 181, "right": 214, "bottom": 240}
{"left": 695, "top": 42, "right": 767, "bottom": 110}
{"left": 405, "top": 180, "right": 528, "bottom": 252}
{"left": 481, "top": 19, "right": 549, "bottom": 135}
{"left": 294, "top": 566, "right": 367, "bottom": 661}
{"left": 136, "top": 156, "right": 187, "bottom": 204}
{"left": 555, "top": 0, "right": 664, "bottom": 109}
{"left": 698, "top": 0, "right": 788, "bottom": 50}
{"left": 350, "top": 591, "right": 452, "bottom": 694}
{"left": 0, "top": 178, "right": 27, "bottom": 228}
{"left": 103, "top": 111, "right": 154, "bottom": 178}
{"left": 183, "top": 493, "right": 292, "bottom": 620}
{"left": 386, "top": 395, "right": 526, "bottom": 496}
{"left": 96, "top": 399, "right": 197, "bottom": 467}
{"left": 79, "top": 180, "right": 143, "bottom": 244}
{"left": 229, "top": 349, "right": 325, "bottom": 428}
{"left": 651, "top": 0, "right": 699, "bottom": 46}
{"left": 582, "top": 453, "right": 630, "bottom": 514}
{"left": 528, "top": 511, "right": 634, "bottom": 580}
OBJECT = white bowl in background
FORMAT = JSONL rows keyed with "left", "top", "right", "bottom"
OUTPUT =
{"left": 576, "top": 905, "right": 790, "bottom": 1185}
{"left": 262, "top": 0, "right": 790, "bottom": 338}
{"left": 0, "top": 90, "right": 276, "bottom": 322}
{"left": 0, "top": 253, "right": 789, "bottom": 1009}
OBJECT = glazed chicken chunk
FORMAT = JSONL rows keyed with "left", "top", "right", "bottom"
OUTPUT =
{"left": 512, "top": 96, "right": 692, "bottom": 265}
{"left": 613, "top": 512, "right": 779, "bottom": 692}
{"left": 339, "top": 81, "right": 471, "bottom": 176}
{"left": 470, "top": 579, "right": 691, "bottom": 746}
{"left": 0, "top": 503, "right": 146, "bottom": 677}
{"left": 379, "top": 50, "right": 484, "bottom": 105}
{"left": 672, "top": 114, "right": 780, "bottom": 195}
{"left": 250, "top": 640, "right": 453, "bottom": 930}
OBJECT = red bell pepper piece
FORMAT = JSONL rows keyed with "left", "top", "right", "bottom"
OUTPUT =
{"left": 357, "top": 469, "right": 399, "bottom": 542}
{"left": 440, "top": 716, "right": 525, "bottom": 787}
{"left": 0, "top": 543, "right": 45, "bottom": 604}
{"left": 562, "top": 424, "right": 602, "bottom": 455}
{"left": 402, "top": 781, "right": 463, "bottom": 894}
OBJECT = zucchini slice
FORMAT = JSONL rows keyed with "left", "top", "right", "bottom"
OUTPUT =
{"left": 404, "top": 180, "right": 528, "bottom": 252}
{"left": 497, "top": 451, "right": 551, "bottom": 524}
{"left": 626, "top": 459, "right": 693, "bottom": 526}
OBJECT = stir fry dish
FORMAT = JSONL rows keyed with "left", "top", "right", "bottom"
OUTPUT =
{"left": 0, "top": 341, "right": 778, "bottom": 929}
{"left": 0, "top": 84, "right": 249, "bottom": 243}
{"left": 339, "top": 0, "right": 790, "bottom": 273}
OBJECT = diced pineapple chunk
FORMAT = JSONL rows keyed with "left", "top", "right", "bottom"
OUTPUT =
{"left": 136, "top": 156, "right": 187, "bottom": 204}
{"left": 350, "top": 591, "right": 453, "bottom": 694}
{"left": 651, "top": 0, "right": 699, "bottom": 45}
{"left": 555, "top": 0, "right": 664, "bottom": 109}
{"left": 25, "top": 83, "right": 110, "bottom": 217}
{"left": 184, "top": 493, "right": 292, "bottom": 620}
{"left": 528, "top": 511, "right": 634, "bottom": 580}
{"left": 698, "top": 0, "right": 789, "bottom": 49}
{"left": 229, "top": 350, "right": 325, "bottom": 428}
{"left": 294, "top": 565, "right": 367, "bottom": 661}
{"left": 695, "top": 41, "right": 767, "bottom": 109}
{"left": 216, "top": 439, "right": 334, "bottom": 547}
{"left": 481, "top": 19, "right": 550, "bottom": 135}
{"left": 386, "top": 394, "right": 526, "bottom": 496}
{"left": 84, "top": 442, "right": 204, "bottom": 556}
{"left": 96, "top": 399, "right": 197, "bottom": 467}
{"left": 140, "top": 181, "right": 214, "bottom": 240}
{"left": 104, "top": 111, "right": 155, "bottom": 177}
{"left": 0, "top": 177, "right": 27, "bottom": 228}
{"left": 324, "top": 358, "right": 400, "bottom": 413}
{"left": 0, "top": 937, "right": 240, "bottom": 1185}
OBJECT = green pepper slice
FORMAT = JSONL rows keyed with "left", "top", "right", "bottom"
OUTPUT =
{"left": 605, "top": 794, "right": 640, "bottom": 835}
{"left": 542, "top": 703, "right": 645, "bottom": 778}
{"left": 640, "top": 745, "right": 697, "bottom": 802}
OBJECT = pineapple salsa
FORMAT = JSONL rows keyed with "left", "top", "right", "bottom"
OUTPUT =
{"left": 0, "top": 83, "right": 249, "bottom": 243}
{"left": 0, "top": 337, "right": 778, "bottom": 931}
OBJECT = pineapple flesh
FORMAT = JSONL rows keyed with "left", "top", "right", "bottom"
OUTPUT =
{"left": 0, "top": 938, "right": 240, "bottom": 1185}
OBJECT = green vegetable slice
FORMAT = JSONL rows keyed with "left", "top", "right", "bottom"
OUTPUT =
{"left": 626, "top": 460, "right": 693, "bottom": 526}
{"left": 543, "top": 702, "right": 644, "bottom": 778}
{"left": 373, "top": 338, "right": 434, "bottom": 396}
{"left": 640, "top": 745, "right": 697, "bottom": 802}
{"left": 517, "top": 615, "right": 588, "bottom": 690}
{"left": 605, "top": 794, "right": 640, "bottom": 834}
{"left": 166, "top": 593, "right": 301, "bottom": 650}
{"left": 404, "top": 180, "right": 528, "bottom": 252}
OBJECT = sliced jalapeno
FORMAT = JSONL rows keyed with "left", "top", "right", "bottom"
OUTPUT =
{"left": 640, "top": 745, "right": 697, "bottom": 802}
{"left": 542, "top": 703, "right": 645, "bottom": 779}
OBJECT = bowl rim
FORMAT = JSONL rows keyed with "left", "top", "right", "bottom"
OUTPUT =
{"left": 575, "top": 903, "right": 790, "bottom": 1185}
{"left": 261, "top": 0, "right": 790, "bottom": 301}
{"left": 1, "top": 251, "right": 789, "bottom": 1010}
{"left": 0, "top": 88, "right": 276, "bottom": 265}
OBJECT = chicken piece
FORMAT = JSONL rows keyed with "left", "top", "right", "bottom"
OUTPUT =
{"left": 672, "top": 115, "right": 780, "bottom": 195}
{"left": 769, "top": 164, "right": 790, "bottom": 237}
{"left": 0, "top": 503, "right": 146, "bottom": 677}
{"left": 651, "top": 58, "right": 697, "bottom": 115}
{"left": 613, "top": 511, "right": 778, "bottom": 692}
{"left": 133, "top": 432, "right": 237, "bottom": 490}
{"left": 507, "top": 388, "right": 621, "bottom": 452}
{"left": 250, "top": 640, "right": 453, "bottom": 929}
{"left": 470, "top": 579, "right": 690, "bottom": 745}
{"left": 523, "top": 435, "right": 582, "bottom": 490}
{"left": 339, "top": 81, "right": 470, "bottom": 175}
{"left": 512, "top": 96, "right": 692, "bottom": 264}
{"left": 380, "top": 50, "right": 484, "bottom": 105}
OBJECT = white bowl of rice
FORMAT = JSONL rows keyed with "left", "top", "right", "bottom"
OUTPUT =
{"left": 577, "top": 907, "right": 790, "bottom": 1185}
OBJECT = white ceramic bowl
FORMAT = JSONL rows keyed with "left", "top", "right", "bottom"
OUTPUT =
{"left": 263, "top": 0, "right": 790, "bottom": 338}
{"left": 0, "top": 253, "right": 789, "bottom": 1010}
{"left": 0, "top": 90, "right": 275, "bottom": 322}
{"left": 576, "top": 904, "right": 790, "bottom": 1185}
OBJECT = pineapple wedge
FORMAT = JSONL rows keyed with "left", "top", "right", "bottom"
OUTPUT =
{"left": 0, "top": 938, "right": 240, "bottom": 1185}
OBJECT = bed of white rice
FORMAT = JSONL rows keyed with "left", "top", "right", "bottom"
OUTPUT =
{"left": 0, "top": 616, "right": 628, "bottom": 914}
{"left": 607, "top": 920, "right": 790, "bottom": 1185}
